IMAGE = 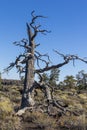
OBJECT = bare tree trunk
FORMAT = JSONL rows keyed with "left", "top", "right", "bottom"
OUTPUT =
{"left": 21, "top": 25, "right": 35, "bottom": 108}
{"left": 41, "top": 83, "right": 52, "bottom": 101}
{"left": 21, "top": 61, "right": 35, "bottom": 108}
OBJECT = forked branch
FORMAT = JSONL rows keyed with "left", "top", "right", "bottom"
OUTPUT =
{"left": 29, "top": 10, "right": 51, "bottom": 41}
{"left": 36, "top": 51, "right": 87, "bottom": 73}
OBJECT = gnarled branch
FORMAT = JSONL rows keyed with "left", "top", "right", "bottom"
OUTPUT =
{"left": 36, "top": 51, "right": 87, "bottom": 73}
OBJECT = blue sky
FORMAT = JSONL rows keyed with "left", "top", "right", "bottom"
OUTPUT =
{"left": 0, "top": 0, "right": 87, "bottom": 81}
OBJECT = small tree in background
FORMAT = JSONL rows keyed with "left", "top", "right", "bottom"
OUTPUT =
{"left": 76, "top": 70, "right": 87, "bottom": 89}
{"left": 41, "top": 68, "right": 60, "bottom": 87}
{"left": 63, "top": 75, "right": 77, "bottom": 89}
{"left": 40, "top": 73, "right": 49, "bottom": 84}
{"left": 49, "top": 68, "right": 60, "bottom": 87}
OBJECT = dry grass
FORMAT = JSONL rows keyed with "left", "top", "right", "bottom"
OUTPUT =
{"left": 22, "top": 110, "right": 57, "bottom": 130}
{"left": 0, "top": 85, "right": 87, "bottom": 130}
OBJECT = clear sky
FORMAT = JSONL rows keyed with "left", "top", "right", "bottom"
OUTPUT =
{"left": 0, "top": 0, "right": 87, "bottom": 81}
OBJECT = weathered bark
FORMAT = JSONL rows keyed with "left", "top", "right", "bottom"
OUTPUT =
{"left": 41, "top": 83, "right": 52, "bottom": 101}
{"left": 21, "top": 25, "right": 35, "bottom": 108}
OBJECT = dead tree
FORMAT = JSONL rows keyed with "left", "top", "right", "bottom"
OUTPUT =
{"left": 4, "top": 11, "right": 87, "bottom": 111}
